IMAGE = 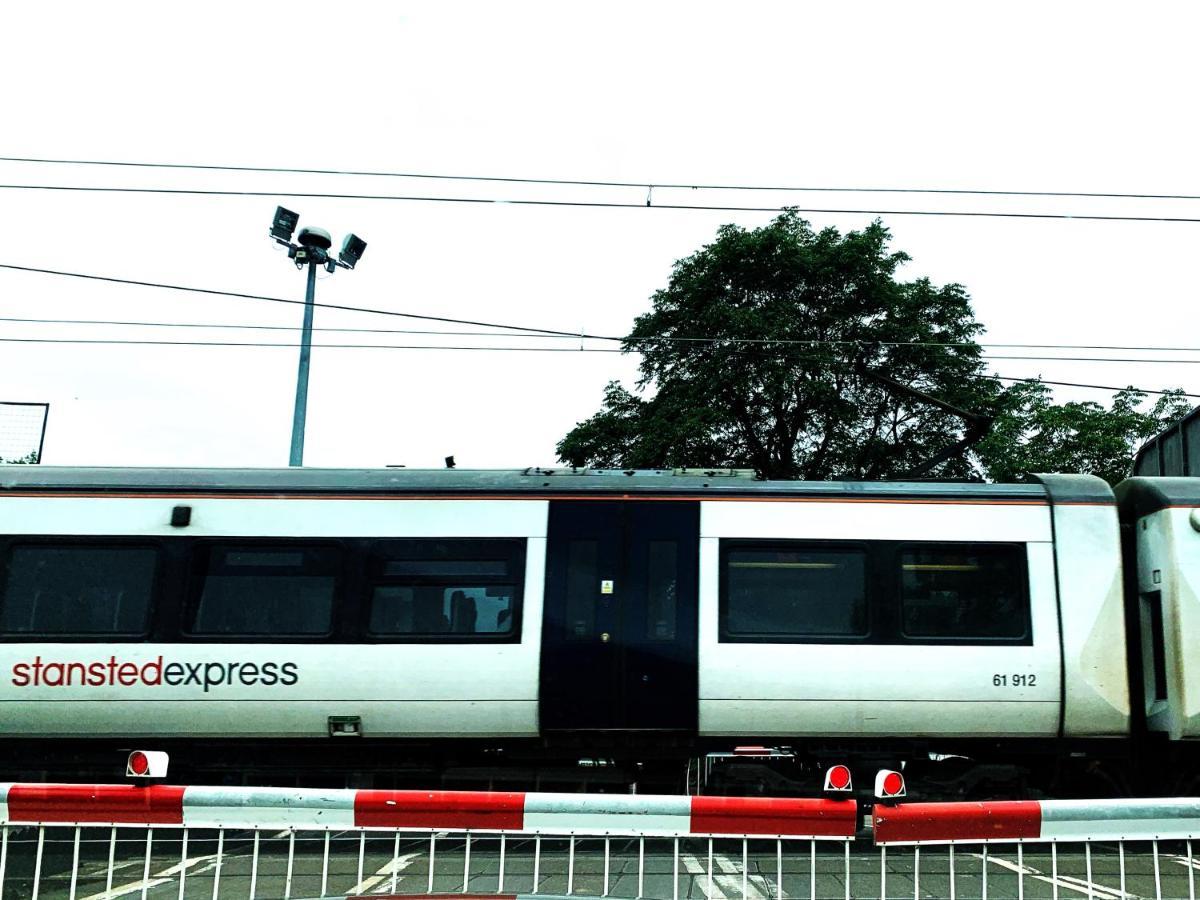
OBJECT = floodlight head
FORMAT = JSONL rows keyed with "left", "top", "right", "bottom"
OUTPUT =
{"left": 297, "top": 226, "right": 333, "bottom": 250}
{"left": 271, "top": 206, "right": 300, "bottom": 242}
{"left": 339, "top": 233, "right": 367, "bottom": 269}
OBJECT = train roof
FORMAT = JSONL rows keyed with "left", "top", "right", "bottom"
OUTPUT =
{"left": 1115, "top": 476, "right": 1200, "bottom": 518}
{"left": 0, "top": 465, "right": 1111, "bottom": 503}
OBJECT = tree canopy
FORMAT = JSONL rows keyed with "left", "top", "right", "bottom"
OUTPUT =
{"left": 557, "top": 212, "right": 1185, "bottom": 484}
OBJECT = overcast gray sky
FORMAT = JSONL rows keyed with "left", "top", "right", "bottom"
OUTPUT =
{"left": 1, "top": 1, "right": 1198, "bottom": 468}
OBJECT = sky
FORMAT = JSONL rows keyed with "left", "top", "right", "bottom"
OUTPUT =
{"left": 1, "top": 1, "right": 1198, "bottom": 469}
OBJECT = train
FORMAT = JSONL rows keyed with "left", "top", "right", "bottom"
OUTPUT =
{"left": 0, "top": 465, "right": 1196, "bottom": 799}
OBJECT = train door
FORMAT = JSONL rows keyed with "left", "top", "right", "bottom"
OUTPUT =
{"left": 540, "top": 500, "right": 699, "bottom": 731}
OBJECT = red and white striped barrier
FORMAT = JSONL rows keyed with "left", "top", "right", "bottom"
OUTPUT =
{"left": 0, "top": 783, "right": 857, "bottom": 838}
{"left": 873, "top": 797, "right": 1200, "bottom": 845}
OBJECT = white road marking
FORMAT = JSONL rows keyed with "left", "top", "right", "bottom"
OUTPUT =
{"left": 78, "top": 849, "right": 244, "bottom": 900}
{"left": 682, "top": 853, "right": 729, "bottom": 900}
{"left": 343, "top": 849, "right": 420, "bottom": 895}
{"left": 973, "top": 852, "right": 1138, "bottom": 900}
{"left": 715, "top": 852, "right": 771, "bottom": 899}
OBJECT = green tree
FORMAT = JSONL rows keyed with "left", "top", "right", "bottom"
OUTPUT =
{"left": 558, "top": 211, "right": 1002, "bottom": 479}
{"left": 0, "top": 451, "right": 38, "bottom": 464}
{"left": 977, "top": 382, "right": 1189, "bottom": 485}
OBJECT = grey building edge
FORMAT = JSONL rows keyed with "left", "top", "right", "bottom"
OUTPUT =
{"left": 0, "top": 465, "right": 1125, "bottom": 504}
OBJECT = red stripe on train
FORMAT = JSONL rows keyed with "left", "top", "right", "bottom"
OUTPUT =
{"left": 6, "top": 784, "right": 185, "bottom": 825}
{"left": 873, "top": 801, "right": 1041, "bottom": 844}
{"left": 354, "top": 790, "right": 526, "bottom": 829}
{"left": 690, "top": 796, "right": 858, "bottom": 836}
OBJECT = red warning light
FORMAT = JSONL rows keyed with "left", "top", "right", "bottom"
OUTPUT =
{"left": 874, "top": 768, "right": 906, "bottom": 800}
{"left": 825, "top": 764, "right": 852, "bottom": 791}
{"left": 128, "top": 751, "right": 149, "bottom": 776}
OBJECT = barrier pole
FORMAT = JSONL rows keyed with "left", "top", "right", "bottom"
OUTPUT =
{"left": 0, "top": 824, "right": 7, "bottom": 900}
{"left": 533, "top": 834, "right": 541, "bottom": 895}
{"left": 1017, "top": 843, "right": 1024, "bottom": 900}
{"left": 568, "top": 835, "right": 575, "bottom": 896}
{"left": 1085, "top": 841, "right": 1093, "bottom": 900}
{"left": 708, "top": 837, "right": 714, "bottom": 898}
{"left": 1051, "top": 842, "right": 1058, "bottom": 900}
{"left": 286, "top": 830, "right": 296, "bottom": 900}
{"left": 776, "top": 838, "right": 783, "bottom": 900}
{"left": 981, "top": 843, "right": 988, "bottom": 900}
{"left": 1187, "top": 839, "right": 1195, "bottom": 900}
{"left": 390, "top": 831, "right": 400, "bottom": 894}
{"left": 356, "top": 831, "right": 365, "bottom": 889}
{"left": 177, "top": 828, "right": 188, "bottom": 900}
{"left": 68, "top": 826, "right": 80, "bottom": 900}
{"left": 107, "top": 827, "right": 117, "bottom": 895}
{"left": 321, "top": 831, "right": 330, "bottom": 898}
{"left": 1153, "top": 839, "right": 1162, "bottom": 900}
{"left": 499, "top": 834, "right": 507, "bottom": 894}
{"left": 845, "top": 840, "right": 851, "bottom": 900}
{"left": 880, "top": 844, "right": 886, "bottom": 900}
{"left": 30, "top": 826, "right": 43, "bottom": 900}
{"left": 914, "top": 845, "right": 920, "bottom": 900}
{"left": 810, "top": 839, "right": 816, "bottom": 900}
{"left": 141, "top": 828, "right": 153, "bottom": 900}
{"left": 602, "top": 836, "right": 609, "bottom": 897}
{"left": 742, "top": 837, "right": 748, "bottom": 900}
{"left": 949, "top": 845, "right": 955, "bottom": 900}
{"left": 427, "top": 833, "right": 436, "bottom": 894}
{"left": 211, "top": 829, "right": 224, "bottom": 900}
{"left": 465, "top": 831, "right": 474, "bottom": 893}
{"left": 249, "top": 830, "right": 260, "bottom": 900}
{"left": 1118, "top": 841, "right": 1125, "bottom": 899}
{"left": 672, "top": 837, "right": 678, "bottom": 900}
{"left": 638, "top": 837, "right": 645, "bottom": 898}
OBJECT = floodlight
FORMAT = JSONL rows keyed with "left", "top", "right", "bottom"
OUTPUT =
{"left": 271, "top": 206, "right": 299, "bottom": 242}
{"left": 297, "top": 226, "right": 333, "bottom": 250}
{"left": 339, "top": 233, "right": 367, "bottom": 269}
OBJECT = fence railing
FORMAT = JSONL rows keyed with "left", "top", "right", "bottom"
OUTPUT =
{"left": 6, "top": 784, "right": 1200, "bottom": 899}
{"left": 0, "top": 782, "right": 857, "bottom": 899}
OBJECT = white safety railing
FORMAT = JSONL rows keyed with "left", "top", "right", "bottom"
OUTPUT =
{"left": 0, "top": 782, "right": 857, "bottom": 899}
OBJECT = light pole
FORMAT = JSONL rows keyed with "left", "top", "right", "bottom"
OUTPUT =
{"left": 269, "top": 207, "right": 367, "bottom": 466}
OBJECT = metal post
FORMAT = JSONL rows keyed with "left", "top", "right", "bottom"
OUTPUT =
{"left": 289, "top": 258, "right": 318, "bottom": 466}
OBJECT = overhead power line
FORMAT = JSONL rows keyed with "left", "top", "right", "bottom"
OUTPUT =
{"left": 6, "top": 314, "right": 1200, "bottom": 354}
{"left": 0, "top": 262, "right": 593, "bottom": 339}
{"left": 4, "top": 155, "right": 1200, "bottom": 202}
{"left": 0, "top": 335, "right": 1192, "bottom": 398}
{"left": 7, "top": 264, "right": 1200, "bottom": 356}
{"left": 0, "top": 183, "right": 1199, "bottom": 224}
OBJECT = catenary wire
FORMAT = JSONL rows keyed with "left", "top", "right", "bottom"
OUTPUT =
{"left": 3, "top": 155, "right": 1200, "bottom": 202}
{"left": 0, "top": 183, "right": 1199, "bottom": 223}
{"left": 6, "top": 267, "right": 1200, "bottom": 356}
{"left": 6, "top": 314, "right": 1200, "bottom": 355}
{"left": 0, "top": 336, "right": 1196, "bottom": 398}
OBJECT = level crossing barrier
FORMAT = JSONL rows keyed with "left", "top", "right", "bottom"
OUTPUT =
{"left": 873, "top": 797, "right": 1200, "bottom": 900}
{"left": 0, "top": 782, "right": 856, "bottom": 899}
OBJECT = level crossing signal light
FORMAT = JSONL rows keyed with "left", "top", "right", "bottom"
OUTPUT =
{"left": 823, "top": 763, "right": 853, "bottom": 794}
{"left": 126, "top": 750, "right": 169, "bottom": 780}
{"left": 268, "top": 207, "right": 368, "bottom": 466}
{"left": 874, "top": 768, "right": 907, "bottom": 802}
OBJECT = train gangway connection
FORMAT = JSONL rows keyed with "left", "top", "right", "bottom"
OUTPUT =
{"left": 2, "top": 783, "right": 1200, "bottom": 899}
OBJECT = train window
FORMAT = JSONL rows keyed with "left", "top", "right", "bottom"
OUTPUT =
{"left": 721, "top": 544, "right": 867, "bottom": 640}
{"left": 899, "top": 544, "right": 1028, "bottom": 641}
{"left": 646, "top": 540, "right": 678, "bottom": 641}
{"left": 563, "top": 540, "right": 598, "bottom": 641}
{"left": 366, "top": 540, "right": 523, "bottom": 640}
{"left": 0, "top": 544, "right": 156, "bottom": 636}
{"left": 189, "top": 545, "right": 339, "bottom": 636}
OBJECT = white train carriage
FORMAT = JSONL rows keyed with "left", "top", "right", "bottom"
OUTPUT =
{"left": 1116, "top": 478, "right": 1200, "bottom": 742}
{"left": 0, "top": 467, "right": 1131, "bottom": 791}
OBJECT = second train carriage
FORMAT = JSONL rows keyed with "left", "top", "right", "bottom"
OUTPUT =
{"left": 0, "top": 466, "right": 1158, "bottom": 795}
